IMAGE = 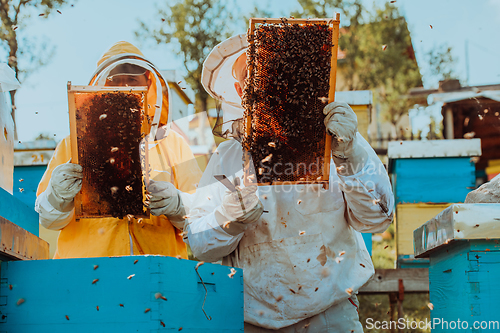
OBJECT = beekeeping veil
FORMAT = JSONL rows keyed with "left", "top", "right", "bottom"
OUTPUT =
{"left": 201, "top": 34, "right": 247, "bottom": 138}
{"left": 88, "top": 41, "right": 171, "bottom": 141}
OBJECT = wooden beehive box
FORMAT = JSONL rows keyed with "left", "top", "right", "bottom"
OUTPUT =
{"left": 388, "top": 139, "right": 481, "bottom": 268}
{"left": 395, "top": 203, "right": 452, "bottom": 266}
{"left": 0, "top": 256, "right": 244, "bottom": 332}
{"left": 243, "top": 15, "right": 340, "bottom": 186}
{"left": 414, "top": 204, "right": 500, "bottom": 331}
{"left": 67, "top": 83, "right": 150, "bottom": 220}
{"left": 388, "top": 139, "right": 481, "bottom": 204}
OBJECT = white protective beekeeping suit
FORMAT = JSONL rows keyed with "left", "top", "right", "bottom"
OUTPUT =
{"left": 0, "top": 64, "right": 21, "bottom": 194}
{"left": 185, "top": 34, "right": 394, "bottom": 331}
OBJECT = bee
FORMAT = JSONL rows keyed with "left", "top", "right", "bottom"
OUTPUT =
{"left": 155, "top": 292, "right": 167, "bottom": 300}
{"left": 92, "top": 279, "right": 99, "bottom": 284}
{"left": 127, "top": 274, "right": 135, "bottom": 280}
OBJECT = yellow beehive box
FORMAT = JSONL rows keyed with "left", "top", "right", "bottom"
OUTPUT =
{"left": 335, "top": 91, "right": 372, "bottom": 142}
{"left": 396, "top": 203, "right": 452, "bottom": 256}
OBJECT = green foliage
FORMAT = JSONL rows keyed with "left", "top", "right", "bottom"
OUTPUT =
{"left": 426, "top": 44, "right": 457, "bottom": 82}
{"left": 136, "top": 0, "right": 234, "bottom": 112}
{"left": 291, "top": 0, "right": 363, "bottom": 25}
{"left": 0, "top": 0, "right": 72, "bottom": 140}
{"left": 241, "top": 5, "right": 272, "bottom": 30}
{"left": 359, "top": 230, "right": 431, "bottom": 332}
{"left": 293, "top": 1, "right": 425, "bottom": 126}
{"left": 0, "top": 0, "right": 69, "bottom": 81}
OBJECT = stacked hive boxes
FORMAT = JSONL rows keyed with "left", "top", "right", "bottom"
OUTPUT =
{"left": 414, "top": 203, "right": 500, "bottom": 332}
{"left": 0, "top": 256, "right": 244, "bottom": 332}
{"left": 388, "top": 139, "right": 481, "bottom": 268}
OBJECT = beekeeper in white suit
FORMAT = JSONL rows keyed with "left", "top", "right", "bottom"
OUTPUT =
{"left": 185, "top": 34, "right": 394, "bottom": 332}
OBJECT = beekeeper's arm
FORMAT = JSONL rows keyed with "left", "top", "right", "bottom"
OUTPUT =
{"left": 324, "top": 102, "right": 394, "bottom": 233}
{"left": 35, "top": 137, "right": 81, "bottom": 230}
{"left": 184, "top": 148, "right": 263, "bottom": 262}
{"left": 147, "top": 132, "right": 203, "bottom": 229}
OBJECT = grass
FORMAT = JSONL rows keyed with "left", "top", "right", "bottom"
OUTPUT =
{"left": 358, "top": 224, "right": 431, "bottom": 332}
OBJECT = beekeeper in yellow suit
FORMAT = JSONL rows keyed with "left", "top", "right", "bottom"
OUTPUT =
{"left": 35, "top": 41, "right": 202, "bottom": 259}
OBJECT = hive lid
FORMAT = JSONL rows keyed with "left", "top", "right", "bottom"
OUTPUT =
{"left": 414, "top": 203, "right": 500, "bottom": 258}
{"left": 388, "top": 139, "right": 481, "bottom": 159}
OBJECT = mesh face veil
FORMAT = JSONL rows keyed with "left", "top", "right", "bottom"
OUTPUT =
{"left": 89, "top": 53, "right": 171, "bottom": 141}
{"left": 201, "top": 34, "right": 248, "bottom": 138}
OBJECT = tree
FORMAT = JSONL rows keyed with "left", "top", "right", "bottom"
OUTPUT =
{"left": 241, "top": 5, "right": 273, "bottom": 30}
{"left": 0, "top": 0, "right": 70, "bottom": 140}
{"left": 136, "top": 0, "right": 234, "bottom": 113}
{"left": 426, "top": 44, "right": 457, "bottom": 83}
{"left": 294, "top": 1, "right": 423, "bottom": 128}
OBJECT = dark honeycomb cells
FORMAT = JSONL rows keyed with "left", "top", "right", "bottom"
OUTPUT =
{"left": 242, "top": 22, "right": 333, "bottom": 184}
{"left": 76, "top": 91, "right": 146, "bottom": 218}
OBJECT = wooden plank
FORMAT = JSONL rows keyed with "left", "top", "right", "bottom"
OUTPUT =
{"left": 250, "top": 17, "right": 340, "bottom": 24}
{"left": 0, "top": 216, "right": 49, "bottom": 260}
{"left": 359, "top": 268, "right": 429, "bottom": 294}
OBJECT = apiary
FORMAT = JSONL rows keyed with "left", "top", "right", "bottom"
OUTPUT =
{"left": 388, "top": 139, "right": 481, "bottom": 268}
{"left": 67, "top": 83, "right": 150, "bottom": 219}
{"left": 414, "top": 204, "right": 500, "bottom": 331}
{"left": 0, "top": 256, "right": 244, "bottom": 332}
{"left": 242, "top": 15, "right": 340, "bottom": 186}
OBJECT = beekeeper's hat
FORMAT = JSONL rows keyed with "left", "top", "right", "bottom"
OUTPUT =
{"left": 201, "top": 34, "right": 248, "bottom": 135}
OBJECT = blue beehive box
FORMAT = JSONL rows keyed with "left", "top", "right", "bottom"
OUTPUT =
{"left": 414, "top": 204, "right": 500, "bottom": 332}
{"left": 0, "top": 187, "right": 39, "bottom": 237}
{"left": 0, "top": 255, "right": 244, "bottom": 332}
{"left": 388, "top": 139, "right": 481, "bottom": 205}
{"left": 388, "top": 139, "right": 481, "bottom": 269}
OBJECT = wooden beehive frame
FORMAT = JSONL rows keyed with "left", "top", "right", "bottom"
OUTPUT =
{"left": 244, "top": 14, "right": 341, "bottom": 186}
{"left": 67, "top": 82, "right": 150, "bottom": 219}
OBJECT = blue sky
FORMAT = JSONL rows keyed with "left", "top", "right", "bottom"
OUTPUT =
{"left": 7, "top": 0, "right": 500, "bottom": 142}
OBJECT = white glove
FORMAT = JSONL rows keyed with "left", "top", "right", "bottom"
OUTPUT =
{"left": 46, "top": 162, "right": 83, "bottom": 212}
{"left": 215, "top": 183, "right": 264, "bottom": 236}
{"left": 323, "top": 101, "right": 368, "bottom": 176}
{"left": 147, "top": 180, "right": 186, "bottom": 225}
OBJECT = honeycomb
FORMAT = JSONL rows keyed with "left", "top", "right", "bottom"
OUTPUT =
{"left": 73, "top": 90, "right": 148, "bottom": 219}
{"left": 243, "top": 20, "right": 334, "bottom": 185}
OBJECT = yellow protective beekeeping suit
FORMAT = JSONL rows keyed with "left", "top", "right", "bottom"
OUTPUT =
{"left": 36, "top": 42, "right": 202, "bottom": 259}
